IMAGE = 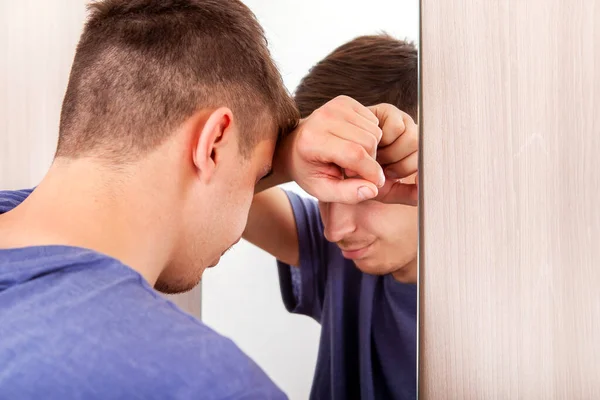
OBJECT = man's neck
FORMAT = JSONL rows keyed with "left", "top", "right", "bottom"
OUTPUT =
{"left": 0, "top": 158, "right": 178, "bottom": 286}
{"left": 392, "top": 258, "right": 417, "bottom": 284}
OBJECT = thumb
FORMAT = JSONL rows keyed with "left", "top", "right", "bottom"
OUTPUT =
{"left": 379, "top": 182, "right": 418, "bottom": 206}
{"left": 311, "top": 178, "right": 378, "bottom": 204}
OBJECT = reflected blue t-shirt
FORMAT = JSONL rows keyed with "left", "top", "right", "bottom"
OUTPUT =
{"left": 0, "top": 189, "right": 285, "bottom": 400}
{"left": 277, "top": 191, "right": 417, "bottom": 400}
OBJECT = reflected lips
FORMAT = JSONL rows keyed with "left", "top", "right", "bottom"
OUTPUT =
{"left": 340, "top": 243, "right": 373, "bottom": 260}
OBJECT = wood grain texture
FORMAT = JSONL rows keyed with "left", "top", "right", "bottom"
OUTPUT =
{"left": 166, "top": 284, "right": 202, "bottom": 320}
{"left": 0, "top": 1, "right": 201, "bottom": 319}
{"left": 419, "top": 0, "right": 600, "bottom": 398}
{"left": 0, "top": 1, "right": 86, "bottom": 189}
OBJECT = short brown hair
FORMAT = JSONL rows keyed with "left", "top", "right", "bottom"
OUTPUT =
{"left": 294, "top": 34, "right": 418, "bottom": 120}
{"left": 56, "top": 0, "right": 299, "bottom": 161}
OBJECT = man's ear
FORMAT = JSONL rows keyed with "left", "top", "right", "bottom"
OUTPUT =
{"left": 191, "top": 107, "right": 234, "bottom": 183}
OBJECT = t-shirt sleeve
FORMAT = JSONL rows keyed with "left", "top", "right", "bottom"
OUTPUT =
{"left": 0, "top": 188, "right": 34, "bottom": 213}
{"left": 276, "top": 191, "right": 329, "bottom": 323}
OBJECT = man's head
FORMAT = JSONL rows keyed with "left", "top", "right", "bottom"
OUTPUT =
{"left": 294, "top": 34, "right": 418, "bottom": 280}
{"left": 56, "top": 0, "right": 298, "bottom": 293}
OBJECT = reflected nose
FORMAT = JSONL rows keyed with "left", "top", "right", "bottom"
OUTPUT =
{"left": 322, "top": 202, "right": 356, "bottom": 243}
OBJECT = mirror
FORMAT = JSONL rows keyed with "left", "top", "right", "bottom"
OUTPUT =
{"left": 1, "top": 1, "right": 418, "bottom": 399}
{"left": 201, "top": 1, "right": 420, "bottom": 399}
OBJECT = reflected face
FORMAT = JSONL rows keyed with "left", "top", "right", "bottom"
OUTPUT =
{"left": 155, "top": 125, "right": 276, "bottom": 294}
{"left": 318, "top": 175, "right": 418, "bottom": 277}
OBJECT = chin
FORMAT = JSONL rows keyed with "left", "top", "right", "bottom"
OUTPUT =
{"left": 352, "top": 253, "right": 407, "bottom": 276}
{"left": 354, "top": 255, "right": 417, "bottom": 279}
{"left": 154, "top": 266, "right": 203, "bottom": 294}
{"left": 353, "top": 258, "right": 392, "bottom": 276}
{"left": 154, "top": 280, "right": 199, "bottom": 294}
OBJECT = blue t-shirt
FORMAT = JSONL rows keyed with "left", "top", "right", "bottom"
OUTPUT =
{"left": 277, "top": 192, "right": 417, "bottom": 400}
{"left": 0, "top": 189, "right": 286, "bottom": 400}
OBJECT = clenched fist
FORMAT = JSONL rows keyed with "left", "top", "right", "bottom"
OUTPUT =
{"left": 272, "top": 96, "right": 419, "bottom": 206}
{"left": 278, "top": 95, "right": 386, "bottom": 204}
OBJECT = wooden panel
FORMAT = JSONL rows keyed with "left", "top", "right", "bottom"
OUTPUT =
{"left": 419, "top": 0, "right": 600, "bottom": 398}
{"left": 167, "top": 285, "right": 202, "bottom": 320}
{"left": 0, "top": 1, "right": 86, "bottom": 189}
{"left": 0, "top": 1, "right": 201, "bottom": 319}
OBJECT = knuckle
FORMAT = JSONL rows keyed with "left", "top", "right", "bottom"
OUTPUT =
{"left": 397, "top": 119, "right": 407, "bottom": 133}
{"left": 374, "top": 126, "right": 383, "bottom": 143}
{"left": 314, "top": 106, "right": 331, "bottom": 120}
{"left": 366, "top": 134, "right": 378, "bottom": 155}
{"left": 335, "top": 94, "right": 351, "bottom": 103}
{"left": 347, "top": 145, "right": 365, "bottom": 163}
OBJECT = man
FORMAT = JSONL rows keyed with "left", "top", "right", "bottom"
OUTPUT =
{"left": 244, "top": 35, "right": 419, "bottom": 399}
{"left": 0, "top": 2, "right": 397, "bottom": 398}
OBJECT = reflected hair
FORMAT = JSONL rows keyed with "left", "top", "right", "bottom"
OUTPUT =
{"left": 294, "top": 33, "right": 418, "bottom": 120}
{"left": 56, "top": 0, "right": 299, "bottom": 161}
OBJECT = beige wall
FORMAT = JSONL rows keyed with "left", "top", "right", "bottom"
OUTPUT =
{"left": 0, "top": 1, "right": 85, "bottom": 189}
{"left": 419, "top": 0, "right": 600, "bottom": 397}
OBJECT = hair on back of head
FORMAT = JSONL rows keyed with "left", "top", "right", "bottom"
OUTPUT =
{"left": 56, "top": 0, "right": 299, "bottom": 162}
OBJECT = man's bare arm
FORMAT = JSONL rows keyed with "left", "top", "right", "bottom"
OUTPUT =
{"left": 247, "top": 141, "right": 299, "bottom": 266}
{"left": 244, "top": 187, "right": 299, "bottom": 267}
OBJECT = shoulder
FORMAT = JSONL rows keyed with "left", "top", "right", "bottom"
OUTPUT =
{"left": 281, "top": 190, "right": 326, "bottom": 248}
{"left": 0, "top": 188, "right": 33, "bottom": 213}
{"left": 147, "top": 320, "right": 283, "bottom": 398}
{"left": 100, "top": 294, "right": 285, "bottom": 399}
{"left": 282, "top": 190, "right": 319, "bottom": 218}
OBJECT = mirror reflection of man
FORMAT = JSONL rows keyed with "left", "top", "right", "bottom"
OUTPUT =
{"left": 0, "top": 2, "right": 404, "bottom": 398}
{"left": 244, "top": 35, "right": 419, "bottom": 400}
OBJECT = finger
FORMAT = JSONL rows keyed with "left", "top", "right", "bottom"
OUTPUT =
{"left": 400, "top": 172, "right": 418, "bottom": 185}
{"left": 333, "top": 95, "right": 379, "bottom": 126}
{"left": 344, "top": 169, "right": 359, "bottom": 178}
{"left": 382, "top": 151, "right": 418, "bottom": 180}
{"left": 325, "top": 120, "right": 379, "bottom": 159}
{"left": 379, "top": 181, "right": 418, "bottom": 206}
{"left": 321, "top": 136, "right": 385, "bottom": 187}
{"left": 376, "top": 124, "right": 418, "bottom": 165}
{"left": 325, "top": 96, "right": 382, "bottom": 152}
{"left": 331, "top": 100, "right": 382, "bottom": 144}
{"left": 368, "top": 103, "right": 418, "bottom": 149}
{"left": 367, "top": 103, "right": 407, "bottom": 147}
{"left": 340, "top": 109, "right": 383, "bottom": 152}
{"left": 310, "top": 177, "right": 379, "bottom": 204}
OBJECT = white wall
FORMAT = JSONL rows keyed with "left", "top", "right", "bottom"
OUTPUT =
{"left": 201, "top": 1, "right": 418, "bottom": 399}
